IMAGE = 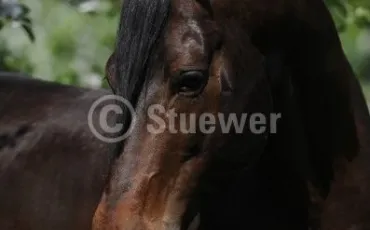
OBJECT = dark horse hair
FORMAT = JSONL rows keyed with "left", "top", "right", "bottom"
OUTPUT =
{"left": 114, "top": 0, "right": 171, "bottom": 133}
{"left": 110, "top": 0, "right": 171, "bottom": 159}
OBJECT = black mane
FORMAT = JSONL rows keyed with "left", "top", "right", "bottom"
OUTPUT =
{"left": 115, "top": 0, "right": 170, "bottom": 104}
{"left": 112, "top": 0, "right": 171, "bottom": 156}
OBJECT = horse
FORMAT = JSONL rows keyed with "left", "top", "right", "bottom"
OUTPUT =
{"left": 0, "top": 71, "right": 118, "bottom": 230}
{"left": 319, "top": 75, "right": 370, "bottom": 230}
{"left": 92, "top": 0, "right": 370, "bottom": 229}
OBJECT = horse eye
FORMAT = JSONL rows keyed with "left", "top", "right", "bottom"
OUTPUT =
{"left": 173, "top": 70, "right": 209, "bottom": 97}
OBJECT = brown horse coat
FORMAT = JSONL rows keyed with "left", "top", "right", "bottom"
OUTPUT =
{"left": 0, "top": 72, "right": 116, "bottom": 230}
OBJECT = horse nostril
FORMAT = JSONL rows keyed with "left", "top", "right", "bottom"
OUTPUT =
{"left": 181, "top": 143, "right": 202, "bottom": 163}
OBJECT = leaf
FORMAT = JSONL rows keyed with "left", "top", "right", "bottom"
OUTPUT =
{"left": 0, "top": 2, "right": 35, "bottom": 42}
{"left": 21, "top": 23, "right": 35, "bottom": 42}
{"left": 354, "top": 7, "right": 370, "bottom": 28}
{"left": 19, "top": 4, "right": 31, "bottom": 16}
{"left": 20, "top": 16, "right": 31, "bottom": 26}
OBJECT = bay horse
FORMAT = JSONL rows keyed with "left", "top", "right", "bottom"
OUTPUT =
{"left": 319, "top": 76, "right": 370, "bottom": 230}
{"left": 93, "top": 0, "right": 370, "bottom": 229}
{"left": 0, "top": 72, "right": 118, "bottom": 230}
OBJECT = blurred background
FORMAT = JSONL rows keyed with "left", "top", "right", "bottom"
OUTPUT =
{"left": 0, "top": 0, "right": 369, "bottom": 103}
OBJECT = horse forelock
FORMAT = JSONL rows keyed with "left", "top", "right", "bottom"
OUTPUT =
{"left": 111, "top": 0, "right": 171, "bottom": 148}
{"left": 115, "top": 0, "right": 171, "bottom": 104}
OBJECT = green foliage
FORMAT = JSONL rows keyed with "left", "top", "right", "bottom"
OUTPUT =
{"left": 326, "top": 0, "right": 370, "bottom": 32}
{"left": 0, "top": 0, "right": 35, "bottom": 41}
{"left": 325, "top": 0, "right": 370, "bottom": 84}
{"left": 0, "top": 0, "right": 119, "bottom": 88}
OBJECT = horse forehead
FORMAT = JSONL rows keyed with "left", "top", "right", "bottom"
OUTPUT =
{"left": 171, "top": 0, "right": 195, "bottom": 12}
{"left": 165, "top": 4, "right": 209, "bottom": 54}
{"left": 167, "top": 1, "right": 214, "bottom": 42}
{"left": 171, "top": 0, "right": 210, "bottom": 17}
{"left": 167, "top": 17, "right": 204, "bottom": 43}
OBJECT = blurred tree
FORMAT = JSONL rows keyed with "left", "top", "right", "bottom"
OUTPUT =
{"left": 326, "top": 0, "right": 370, "bottom": 89}
{"left": 0, "top": 0, "right": 34, "bottom": 41}
{"left": 0, "top": 0, "right": 120, "bottom": 88}
{"left": 326, "top": 0, "right": 370, "bottom": 31}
